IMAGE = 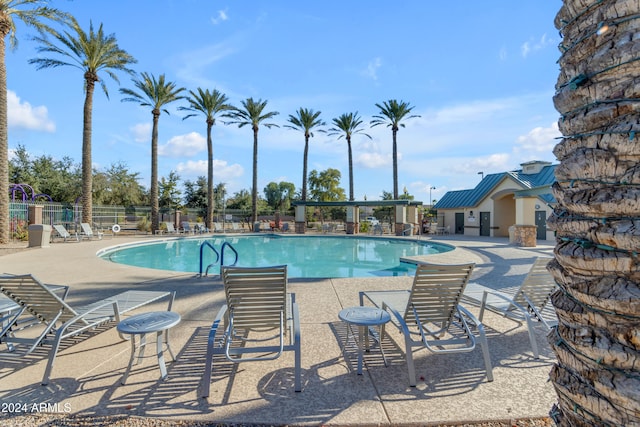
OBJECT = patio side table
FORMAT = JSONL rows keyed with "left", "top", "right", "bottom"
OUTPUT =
{"left": 117, "top": 310, "right": 181, "bottom": 384}
{"left": 338, "top": 306, "right": 390, "bottom": 375}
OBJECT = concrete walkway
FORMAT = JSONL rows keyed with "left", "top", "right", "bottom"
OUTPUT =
{"left": 0, "top": 233, "right": 557, "bottom": 425}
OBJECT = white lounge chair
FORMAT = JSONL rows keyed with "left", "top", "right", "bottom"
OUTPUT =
{"left": 202, "top": 265, "right": 301, "bottom": 397}
{"left": 0, "top": 274, "right": 175, "bottom": 385}
{"left": 213, "top": 222, "right": 224, "bottom": 233}
{"left": 360, "top": 262, "right": 493, "bottom": 386}
{"left": 181, "top": 221, "right": 196, "bottom": 234}
{"left": 52, "top": 224, "right": 78, "bottom": 242}
{"left": 461, "top": 257, "right": 558, "bottom": 359}
{"left": 80, "top": 222, "right": 103, "bottom": 240}
{"left": 231, "top": 222, "right": 243, "bottom": 232}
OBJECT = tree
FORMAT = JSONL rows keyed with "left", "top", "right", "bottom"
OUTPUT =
{"left": 180, "top": 88, "right": 232, "bottom": 230}
{"left": 308, "top": 168, "right": 345, "bottom": 202}
{"left": 120, "top": 73, "right": 185, "bottom": 233}
{"left": 158, "top": 170, "right": 181, "bottom": 210}
{"left": 263, "top": 181, "right": 295, "bottom": 212}
{"left": 545, "top": 2, "right": 640, "bottom": 426}
{"left": 328, "top": 112, "right": 370, "bottom": 201}
{"left": 183, "top": 176, "right": 207, "bottom": 209}
{"left": 370, "top": 99, "right": 419, "bottom": 200}
{"left": 29, "top": 15, "right": 136, "bottom": 225}
{"left": 0, "top": 0, "right": 69, "bottom": 243}
{"left": 99, "top": 161, "right": 145, "bottom": 206}
{"left": 284, "top": 107, "right": 325, "bottom": 201}
{"left": 224, "top": 98, "right": 279, "bottom": 223}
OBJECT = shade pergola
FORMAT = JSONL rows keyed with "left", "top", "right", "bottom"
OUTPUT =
{"left": 291, "top": 199, "right": 423, "bottom": 234}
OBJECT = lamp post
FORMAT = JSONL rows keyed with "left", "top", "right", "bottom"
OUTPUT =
{"left": 429, "top": 186, "right": 435, "bottom": 207}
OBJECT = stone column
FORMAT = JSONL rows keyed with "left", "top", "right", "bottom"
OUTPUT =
{"left": 295, "top": 205, "right": 306, "bottom": 233}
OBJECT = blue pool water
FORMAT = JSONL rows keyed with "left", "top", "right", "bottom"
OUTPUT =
{"left": 99, "top": 234, "right": 453, "bottom": 278}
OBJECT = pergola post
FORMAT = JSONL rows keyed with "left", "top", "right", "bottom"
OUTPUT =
{"left": 346, "top": 206, "right": 359, "bottom": 234}
{"left": 294, "top": 205, "right": 306, "bottom": 234}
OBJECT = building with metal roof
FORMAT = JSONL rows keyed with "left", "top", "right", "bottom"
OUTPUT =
{"left": 433, "top": 160, "right": 557, "bottom": 242}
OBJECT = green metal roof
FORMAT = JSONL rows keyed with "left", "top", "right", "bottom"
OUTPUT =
{"left": 434, "top": 164, "right": 557, "bottom": 209}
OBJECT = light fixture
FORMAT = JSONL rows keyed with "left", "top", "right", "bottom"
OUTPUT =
{"left": 478, "top": 172, "right": 484, "bottom": 180}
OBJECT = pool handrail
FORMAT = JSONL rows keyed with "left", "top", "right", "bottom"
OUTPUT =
{"left": 220, "top": 241, "right": 238, "bottom": 267}
{"left": 199, "top": 241, "right": 220, "bottom": 277}
{"left": 199, "top": 240, "right": 239, "bottom": 277}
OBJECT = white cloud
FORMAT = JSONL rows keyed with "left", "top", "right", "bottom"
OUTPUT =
{"left": 499, "top": 46, "right": 507, "bottom": 61}
{"left": 521, "top": 33, "right": 555, "bottom": 58}
{"left": 175, "top": 158, "right": 244, "bottom": 181}
{"left": 514, "top": 122, "right": 560, "bottom": 154}
{"left": 130, "top": 122, "right": 151, "bottom": 142}
{"left": 356, "top": 151, "right": 390, "bottom": 168}
{"left": 211, "top": 9, "right": 229, "bottom": 25}
{"left": 362, "top": 57, "right": 382, "bottom": 80}
{"left": 159, "top": 132, "right": 206, "bottom": 157}
{"left": 7, "top": 90, "right": 55, "bottom": 132}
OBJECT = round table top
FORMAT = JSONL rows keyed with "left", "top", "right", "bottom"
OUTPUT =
{"left": 338, "top": 306, "right": 390, "bottom": 326}
{"left": 117, "top": 311, "right": 181, "bottom": 334}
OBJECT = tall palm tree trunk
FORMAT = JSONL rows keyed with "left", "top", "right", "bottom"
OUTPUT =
{"left": 347, "top": 136, "right": 354, "bottom": 201}
{"left": 547, "top": 1, "right": 640, "bottom": 425}
{"left": 150, "top": 111, "right": 160, "bottom": 233}
{"left": 251, "top": 126, "right": 259, "bottom": 223}
{"left": 392, "top": 128, "right": 398, "bottom": 200}
{"left": 0, "top": 24, "right": 8, "bottom": 244}
{"left": 81, "top": 76, "right": 96, "bottom": 224}
{"left": 302, "top": 135, "right": 309, "bottom": 201}
{"left": 206, "top": 121, "right": 214, "bottom": 230}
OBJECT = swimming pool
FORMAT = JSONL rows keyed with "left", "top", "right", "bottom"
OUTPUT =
{"left": 99, "top": 234, "right": 454, "bottom": 278}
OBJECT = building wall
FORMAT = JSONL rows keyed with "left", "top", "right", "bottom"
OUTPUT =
{"left": 437, "top": 180, "right": 556, "bottom": 241}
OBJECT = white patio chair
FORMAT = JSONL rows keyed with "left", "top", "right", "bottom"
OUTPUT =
{"left": 0, "top": 274, "right": 174, "bottom": 385}
{"left": 360, "top": 262, "right": 493, "bottom": 386}
{"left": 52, "top": 224, "right": 78, "bottom": 242}
{"left": 80, "top": 222, "right": 103, "bottom": 240}
{"left": 202, "top": 265, "right": 301, "bottom": 397}
{"left": 461, "top": 257, "right": 558, "bottom": 359}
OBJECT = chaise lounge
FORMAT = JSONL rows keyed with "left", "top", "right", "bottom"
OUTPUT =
{"left": 0, "top": 274, "right": 175, "bottom": 385}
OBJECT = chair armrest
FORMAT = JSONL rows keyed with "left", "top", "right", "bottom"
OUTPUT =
{"left": 382, "top": 301, "right": 411, "bottom": 337}
{"left": 481, "top": 289, "right": 530, "bottom": 318}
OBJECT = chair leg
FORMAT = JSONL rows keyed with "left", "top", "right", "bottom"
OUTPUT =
{"left": 476, "top": 323, "right": 494, "bottom": 382}
{"left": 524, "top": 314, "right": 540, "bottom": 359}
{"left": 403, "top": 333, "right": 417, "bottom": 387}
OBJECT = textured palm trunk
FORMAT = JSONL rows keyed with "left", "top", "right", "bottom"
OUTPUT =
{"left": 206, "top": 120, "right": 214, "bottom": 231}
{"left": 547, "top": 1, "right": 640, "bottom": 425}
{"left": 81, "top": 75, "right": 96, "bottom": 224}
{"left": 302, "top": 134, "right": 309, "bottom": 201}
{"left": 347, "top": 136, "right": 354, "bottom": 201}
{"left": 252, "top": 125, "right": 259, "bottom": 224}
{"left": 0, "top": 19, "right": 9, "bottom": 244}
{"left": 150, "top": 111, "right": 160, "bottom": 233}
{"left": 392, "top": 127, "right": 398, "bottom": 200}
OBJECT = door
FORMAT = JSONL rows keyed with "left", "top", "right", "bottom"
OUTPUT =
{"left": 479, "top": 211, "right": 490, "bottom": 236}
{"left": 535, "top": 210, "right": 547, "bottom": 240}
{"left": 455, "top": 213, "right": 464, "bottom": 234}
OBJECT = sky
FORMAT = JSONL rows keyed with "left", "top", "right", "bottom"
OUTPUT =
{"left": 7, "top": 0, "right": 564, "bottom": 204}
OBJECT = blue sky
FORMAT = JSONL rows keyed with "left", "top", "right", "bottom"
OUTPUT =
{"left": 7, "top": 1, "right": 562, "bottom": 204}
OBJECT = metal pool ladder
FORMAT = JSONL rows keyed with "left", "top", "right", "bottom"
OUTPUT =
{"left": 199, "top": 241, "right": 238, "bottom": 277}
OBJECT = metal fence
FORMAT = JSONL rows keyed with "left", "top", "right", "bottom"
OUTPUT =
{"left": 8, "top": 201, "right": 259, "bottom": 238}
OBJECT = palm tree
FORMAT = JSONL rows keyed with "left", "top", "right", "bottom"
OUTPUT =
{"left": 29, "top": 16, "right": 136, "bottom": 226}
{"left": 120, "top": 73, "right": 185, "bottom": 233}
{"left": 224, "top": 98, "right": 279, "bottom": 223}
{"left": 370, "top": 99, "right": 419, "bottom": 200}
{"left": 0, "top": 0, "right": 68, "bottom": 243}
{"left": 180, "top": 88, "right": 232, "bottom": 231}
{"left": 284, "top": 108, "right": 325, "bottom": 201}
{"left": 328, "top": 112, "right": 370, "bottom": 201}
{"left": 546, "top": 2, "right": 640, "bottom": 426}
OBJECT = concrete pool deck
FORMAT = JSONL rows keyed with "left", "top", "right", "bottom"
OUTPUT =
{"left": 0, "top": 233, "right": 558, "bottom": 426}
